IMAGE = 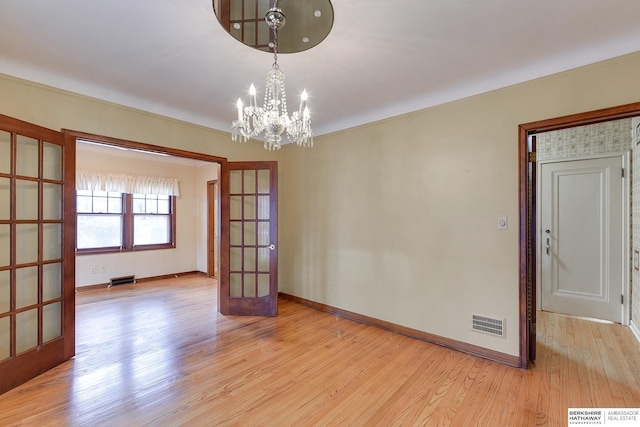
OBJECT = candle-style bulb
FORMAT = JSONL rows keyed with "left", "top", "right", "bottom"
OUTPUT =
{"left": 237, "top": 98, "right": 244, "bottom": 122}
{"left": 299, "top": 90, "right": 308, "bottom": 115}
{"left": 249, "top": 84, "right": 257, "bottom": 108}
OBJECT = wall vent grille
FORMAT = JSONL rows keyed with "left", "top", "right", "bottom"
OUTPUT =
{"left": 109, "top": 275, "right": 136, "bottom": 287}
{"left": 472, "top": 314, "right": 505, "bottom": 337}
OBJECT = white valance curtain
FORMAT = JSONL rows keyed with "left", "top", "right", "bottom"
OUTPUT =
{"left": 76, "top": 170, "right": 180, "bottom": 196}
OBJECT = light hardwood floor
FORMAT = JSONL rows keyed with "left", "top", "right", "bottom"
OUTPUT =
{"left": 0, "top": 275, "right": 639, "bottom": 426}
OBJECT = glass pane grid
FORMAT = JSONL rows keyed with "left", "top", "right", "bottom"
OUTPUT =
{"left": 79, "top": 191, "right": 123, "bottom": 214}
{"left": 229, "top": 165, "right": 273, "bottom": 303}
{"left": 134, "top": 194, "right": 170, "bottom": 215}
{"left": 4, "top": 131, "right": 65, "bottom": 361}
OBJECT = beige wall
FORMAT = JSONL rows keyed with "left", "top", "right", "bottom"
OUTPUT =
{"left": 0, "top": 74, "right": 275, "bottom": 162}
{"left": 278, "top": 52, "right": 640, "bottom": 357}
{"left": 3, "top": 51, "right": 640, "bottom": 357}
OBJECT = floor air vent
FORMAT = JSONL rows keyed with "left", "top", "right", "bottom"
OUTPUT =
{"left": 472, "top": 314, "right": 505, "bottom": 337}
{"left": 109, "top": 275, "right": 136, "bottom": 287}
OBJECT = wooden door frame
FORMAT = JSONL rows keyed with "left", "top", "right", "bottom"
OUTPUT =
{"left": 518, "top": 101, "right": 640, "bottom": 368}
{"left": 207, "top": 180, "right": 219, "bottom": 278}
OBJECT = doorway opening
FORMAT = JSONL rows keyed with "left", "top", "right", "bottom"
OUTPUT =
{"left": 208, "top": 180, "right": 219, "bottom": 278}
{"left": 518, "top": 101, "right": 640, "bottom": 368}
{"left": 67, "top": 130, "right": 225, "bottom": 291}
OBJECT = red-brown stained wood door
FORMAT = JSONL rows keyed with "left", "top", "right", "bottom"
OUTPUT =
{"left": 219, "top": 161, "right": 278, "bottom": 316}
{"left": 0, "top": 114, "right": 75, "bottom": 394}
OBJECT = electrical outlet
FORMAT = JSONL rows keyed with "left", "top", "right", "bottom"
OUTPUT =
{"left": 90, "top": 267, "right": 97, "bottom": 274}
{"left": 99, "top": 265, "right": 106, "bottom": 273}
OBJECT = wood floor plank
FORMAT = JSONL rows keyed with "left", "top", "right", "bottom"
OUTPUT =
{"left": 0, "top": 276, "right": 639, "bottom": 426}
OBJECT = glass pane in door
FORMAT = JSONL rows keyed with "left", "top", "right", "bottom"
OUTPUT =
{"left": 16, "top": 180, "right": 39, "bottom": 220}
{"left": 257, "top": 169, "right": 270, "bottom": 193}
{"left": 16, "top": 135, "right": 39, "bottom": 178}
{"left": 16, "top": 224, "right": 38, "bottom": 264}
{"left": 230, "top": 274, "right": 242, "bottom": 297}
{"left": 0, "top": 270, "right": 9, "bottom": 313}
{"left": 244, "top": 170, "right": 256, "bottom": 193}
{"left": 43, "top": 183, "right": 62, "bottom": 220}
{"left": 243, "top": 222, "right": 256, "bottom": 245}
{"left": 43, "top": 142, "right": 62, "bottom": 181}
{"left": 43, "top": 224, "right": 62, "bottom": 260}
{"left": 244, "top": 273, "right": 256, "bottom": 297}
{"left": 0, "top": 131, "right": 10, "bottom": 174}
{"left": 43, "top": 302, "right": 62, "bottom": 343}
{"left": 230, "top": 170, "right": 242, "bottom": 193}
{"left": 0, "top": 317, "right": 9, "bottom": 360}
{"left": 16, "top": 309, "right": 38, "bottom": 353}
{"left": 15, "top": 267, "right": 38, "bottom": 309}
{"left": 43, "top": 263, "right": 62, "bottom": 301}
{"left": 257, "top": 196, "right": 269, "bottom": 219}
{"left": 257, "top": 274, "right": 269, "bottom": 297}
{"left": 0, "top": 225, "right": 8, "bottom": 266}
{"left": 0, "top": 178, "right": 10, "bottom": 219}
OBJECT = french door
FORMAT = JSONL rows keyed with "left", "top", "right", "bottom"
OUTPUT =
{"left": 0, "top": 114, "right": 75, "bottom": 395}
{"left": 219, "top": 161, "right": 278, "bottom": 316}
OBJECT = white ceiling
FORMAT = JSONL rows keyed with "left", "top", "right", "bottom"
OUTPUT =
{"left": 2, "top": 0, "right": 640, "bottom": 138}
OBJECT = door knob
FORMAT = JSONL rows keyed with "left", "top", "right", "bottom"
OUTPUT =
{"left": 269, "top": 244, "right": 276, "bottom": 251}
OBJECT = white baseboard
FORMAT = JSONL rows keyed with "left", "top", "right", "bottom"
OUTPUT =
{"left": 631, "top": 320, "right": 640, "bottom": 344}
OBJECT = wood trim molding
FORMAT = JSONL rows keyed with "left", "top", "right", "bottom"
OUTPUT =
{"left": 62, "top": 129, "right": 228, "bottom": 164}
{"left": 279, "top": 292, "right": 520, "bottom": 368}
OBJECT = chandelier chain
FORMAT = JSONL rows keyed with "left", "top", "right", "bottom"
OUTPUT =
{"left": 272, "top": 26, "right": 279, "bottom": 68}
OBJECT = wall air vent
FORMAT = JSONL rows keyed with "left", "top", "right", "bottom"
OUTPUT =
{"left": 472, "top": 314, "right": 505, "bottom": 337}
{"left": 109, "top": 275, "right": 136, "bottom": 287}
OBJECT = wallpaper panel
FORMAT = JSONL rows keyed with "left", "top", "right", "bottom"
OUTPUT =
{"left": 537, "top": 119, "right": 632, "bottom": 161}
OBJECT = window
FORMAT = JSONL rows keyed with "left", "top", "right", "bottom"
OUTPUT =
{"left": 77, "top": 191, "right": 176, "bottom": 254}
{"left": 77, "top": 191, "right": 123, "bottom": 250}
{"left": 132, "top": 194, "right": 172, "bottom": 246}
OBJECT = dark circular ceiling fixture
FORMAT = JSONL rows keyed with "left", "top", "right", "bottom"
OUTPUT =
{"left": 213, "top": 0, "right": 334, "bottom": 53}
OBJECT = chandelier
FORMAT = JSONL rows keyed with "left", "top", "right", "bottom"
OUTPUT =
{"left": 231, "top": 2, "right": 313, "bottom": 151}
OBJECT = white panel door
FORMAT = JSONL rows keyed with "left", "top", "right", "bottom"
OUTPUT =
{"left": 540, "top": 156, "right": 625, "bottom": 323}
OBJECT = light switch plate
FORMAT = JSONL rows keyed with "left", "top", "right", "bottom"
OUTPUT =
{"left": 498, "top": 216, "right": 508, "bottom": 230}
